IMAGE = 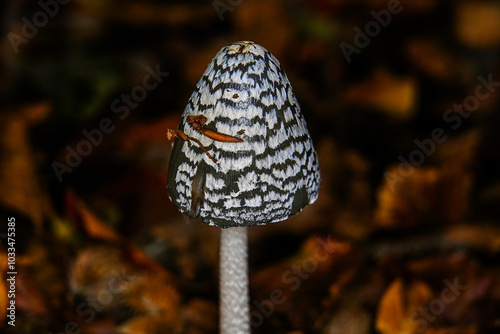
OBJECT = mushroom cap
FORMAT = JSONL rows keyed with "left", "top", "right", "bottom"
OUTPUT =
{"left": 168, "top": 41, "right": 320, "bottom": 228}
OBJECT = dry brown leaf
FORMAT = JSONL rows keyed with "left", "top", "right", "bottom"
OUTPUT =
{"left": 116, "top": 312, "right": 183, "bottom": 334}
{"left": 343, "top": 70, "right": 417, "bottom": 120}
{"left": 184, "top": 299, "right": 218, "bottom": 334}
{"left": 67, "top": 192, "right": 177, "bottom": 288}
{"left": 375, "top": 163, "right": 473, "bottom": 227}
{"left": 375, "top": 166, "right": 438, "bottom": 227}
{"left": 456, "top": 1, "right": 500, "bottom": 48}
{"left": 66, "top": 190, "right": 121, "bottom": 242}
{"left": 405, "top": 39, "right": 467, "bottom": 82}
{"left": 69, "top": 245, "right": 132, "bottom": 297}
{"left": 69, "top": 245, "right": 181, "bottom": 330}
{"left": 322, "top": 304, "right": 372, "bottom": 334}
{"left": 116, "top": 316, "right": 168, "bottom": 334}
{"left": 122, "top": 273, "right": 181, "bottom": 320}
{"left": 376, "top": 278, "right": 407, "bottom": 334}
{"left": 376, "top": 130, "right": 478, "bottom": 227}
{"left": 376, "top": 278, "right": 433, "bottom": 334}
{"left": 0, "top": 104, "right": 52, "bottom": 232}
{"left": 444, "top": 224, "right": 500, "bottom": 254}
{"left": 251, "top": 236, "right": 354, "bottom": 330}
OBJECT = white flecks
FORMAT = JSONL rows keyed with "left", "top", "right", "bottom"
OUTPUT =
{"left": 287, "top": 164, "right": 300, "bottom": 178}
{"left": 261, "top": 94, "right": 273, "bottom": 107}
{"left": 220, "top": 70, "right": 232, "bottom": 84}
{"left": 266, "top": 110, "right": 278, "bottom": 129}
{"left": 218, "top": 154, "right": 253, "bottom": 172}
{"left": 282, "top": 181, "right": 296, "bottom": 194}
{"left": 208, "top": 102, "right": 261, "bottom": 122}
{"left": 259, "top": 172, "right": 283, "bottom": 189}
{"left": 206, "top": 173, "right": 226, "bottom": 190}
{"left": 213, "top": 141, "right": 253, "bottom": 156}
{"left": 200, "top": 87, "right": 222, "bottom": 105}
{"left": 224, "top": 197, "right": 241, "bottom": 209}
{"left": 272, "top": 168, "right": 288, "bottom": 180}
{"left": 249, "top": 58, "right": 266, "bottom": 75}
{"left": 267, "top": 63, "right": 279, "bottom": 82}
{"left": 245, "top": 195, "right": 262, "bottom": 208}
{"left": 237, "top": 171, "right": 258, "bottom": 193}
{"left": 283, "top": 107, "right": 294, "bottom": 123}
{"left": 176, "top": 183, "right": 187, "bottom": 195}
{"left": 255, "top": 155, "right": 273, "bottom": 170}
{"left": 263, "top": 190, "right": 288, "bottom": 203}
{"left": 304, "top": 137, "right": 312, "bottom": 151}
{"left": 268, "top": 126, "right": 288, "bottom": 149}
{"left": 178, "top": 161, "right": 196, "bottom": 176}
{"left": 207, "top": 67, "right": 216, "bottom": 82}
{"left": 273, "top": 145, "right": 295, "bottom": 164}
{"left": 307, "top": 153, "right": 316, "bottom": 170}
{"left": 295, "top": 141, "right": 304, "bottom": 154}
{"left": 251, "top": 140, "right": 266, "bottom": 155}
{"left": 175, "top": 168, "right": 192, "bottom": 185}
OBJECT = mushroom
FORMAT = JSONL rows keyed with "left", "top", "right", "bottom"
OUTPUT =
{"left": 167, "top": 41, "right": 320, "bottom": 333}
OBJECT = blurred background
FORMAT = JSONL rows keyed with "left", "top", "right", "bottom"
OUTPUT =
{"left": 1, "top": 0, "right": 500, "bottom": 333}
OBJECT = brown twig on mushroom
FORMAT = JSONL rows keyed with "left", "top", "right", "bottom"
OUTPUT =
{"left": 187, "top": 115, "right": 244, "bottom": 143}
{"left": 166, "top": 128, "right": 218, "bottom": 163}
{"left": 166, "top": 115, "right": 244, "bottom": 164}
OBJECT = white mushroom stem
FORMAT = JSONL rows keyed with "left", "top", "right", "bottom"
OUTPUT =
{"left": 219, "top": 226, "right": 249, "bottom": 334}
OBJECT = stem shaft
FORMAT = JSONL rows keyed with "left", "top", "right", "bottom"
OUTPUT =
{"left": 219, "top": 227, "right": 249, "bottom": 334}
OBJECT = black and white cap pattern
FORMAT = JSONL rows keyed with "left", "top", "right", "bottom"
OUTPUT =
{"left": 168, "top": 41, "right": 320, "bottom": 228}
